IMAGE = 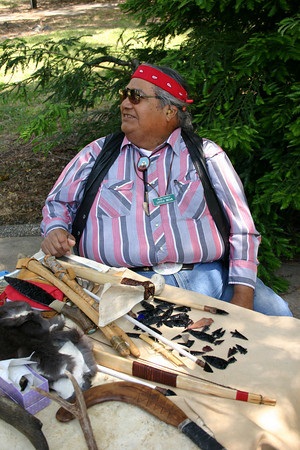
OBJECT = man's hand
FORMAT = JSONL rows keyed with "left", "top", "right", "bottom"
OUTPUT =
{"left": 230, "top": 284, "right": 254, "bottom": 310}
{"left": 41, "top": 229, "right": 76, "bottom": 257}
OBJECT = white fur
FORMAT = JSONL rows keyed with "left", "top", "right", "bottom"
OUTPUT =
{"left": 52, "top": 340, "right": 90, "bottom": 398}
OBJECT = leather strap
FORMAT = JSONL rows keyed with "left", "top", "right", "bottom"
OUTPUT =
{"left": 181, "top": 130, "right": 230, "bottom": 262}
{"left": 72, "top": 131, "right": 125, "bottom": 253}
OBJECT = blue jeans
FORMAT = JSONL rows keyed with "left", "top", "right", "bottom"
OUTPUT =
{"left": 136, "top": 262, "right": 293, "bottom": 317}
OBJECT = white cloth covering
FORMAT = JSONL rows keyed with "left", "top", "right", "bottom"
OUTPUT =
{"left": 1, "top": 266, "right": 299, "bottom": 450}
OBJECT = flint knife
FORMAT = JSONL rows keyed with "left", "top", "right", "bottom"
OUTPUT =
{"left": 4, "top": 276, "right": 97, "bottom": 334}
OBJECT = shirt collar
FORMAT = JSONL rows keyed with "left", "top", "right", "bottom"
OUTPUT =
{"left": 122, "top": 127, "right": 182, "bottom": 156}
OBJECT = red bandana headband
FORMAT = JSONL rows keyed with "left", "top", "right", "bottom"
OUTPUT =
{"left": 131, "top": 65, "right": 193, "bottom": 104}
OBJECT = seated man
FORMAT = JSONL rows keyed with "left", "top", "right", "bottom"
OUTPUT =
{"left": 40, "top": 63, "right": 292, "bottom": 317}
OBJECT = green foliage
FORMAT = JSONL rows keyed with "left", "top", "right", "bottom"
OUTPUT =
{"left": 0, "top": 0, "right": 299, "bottom": 287}
{"left": 0, "top": 36, "right": 136, "bottom": 151}
{"left": 1, "top": 37, "right": 125, "bottom": 106}
{"left": 19, "top": 102, "right": 72, "bottom": 153}
{"left": 121, "top": 0, "right": 300, "bottom": 288}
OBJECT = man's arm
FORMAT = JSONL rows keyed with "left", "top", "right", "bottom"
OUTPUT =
{"left": 204, "top": 141, "right": 260, "bottom": 291}
{"left": 41, "top": 138, "right": 107, "bottom": 257}
{"left": 230, "top": 284, "right": 254, "bottom": 310}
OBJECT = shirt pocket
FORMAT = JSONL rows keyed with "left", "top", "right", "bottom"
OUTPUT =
{"left": 97, "top": 179, "right": 134, "bottom": 218}
{"left": 174, "top": 178, "right": 206, "bottom": 219}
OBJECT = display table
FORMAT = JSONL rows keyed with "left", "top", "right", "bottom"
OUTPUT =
{"left": 0, "top": 266, "right": 299, "bottom": 450}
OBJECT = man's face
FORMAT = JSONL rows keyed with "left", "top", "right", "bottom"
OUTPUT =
{"left": 120, "top": 78, "right": 171, "bottom": 150}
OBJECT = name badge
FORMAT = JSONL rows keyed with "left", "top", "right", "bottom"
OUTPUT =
{"left": 152, "top": 194, "right": 175, "bottom": 206}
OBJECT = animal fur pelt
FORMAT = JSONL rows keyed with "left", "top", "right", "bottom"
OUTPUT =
{"left": 0, "top": 301, "right": 97, "bottom": 400}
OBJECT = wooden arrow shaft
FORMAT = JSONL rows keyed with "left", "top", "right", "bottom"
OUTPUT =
{"left": 93, "top": 346, "right": 276, "bottom": 406}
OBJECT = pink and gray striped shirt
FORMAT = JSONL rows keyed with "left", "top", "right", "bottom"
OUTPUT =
{"left": 41, "top": 127, "right": 260, "bottom": 288}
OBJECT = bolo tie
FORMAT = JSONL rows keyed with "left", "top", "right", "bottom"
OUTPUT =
{"left": 136, "top": 153, "right": 175, "bottom": 215}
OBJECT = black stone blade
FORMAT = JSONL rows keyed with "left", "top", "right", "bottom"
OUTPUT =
{"left": 4, "top": 276, "right": 54, "bottom": 306}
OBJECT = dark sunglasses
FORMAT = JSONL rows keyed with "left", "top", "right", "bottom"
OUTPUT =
{"left": 119, "top": 88, "right": 161, "bottom": 105}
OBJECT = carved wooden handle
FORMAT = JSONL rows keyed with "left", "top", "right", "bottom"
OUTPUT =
{"left": 56, "top": 382, "right": 227, "bottom": 449}
{"left": 49, "top": 300, "right": 97, "bottom": 335}
{"left": 56, "top": 381, "right": 187, "bottom": 427}
{"left": 22, "top": 258, "right": 130, "bottom": 356}
{"left": 24, "top": 258, "right": 99, "bottom": 323}
{"left": 44, "top": 255, "right": 99, "bottom": 310}
{"left": 108, "top": 322, "right": 140, "bottom": 358}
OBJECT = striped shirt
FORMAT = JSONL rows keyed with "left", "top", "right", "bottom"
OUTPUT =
{"left": 41, "top": 127, "right": 261, "bottom": 288}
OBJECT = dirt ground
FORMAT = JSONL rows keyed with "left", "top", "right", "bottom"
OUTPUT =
{"left": 0, "top": 0, "right": 122, "bottom": 38}
{"left": 0, "top": 0, "right": 121, "bottom": 226}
